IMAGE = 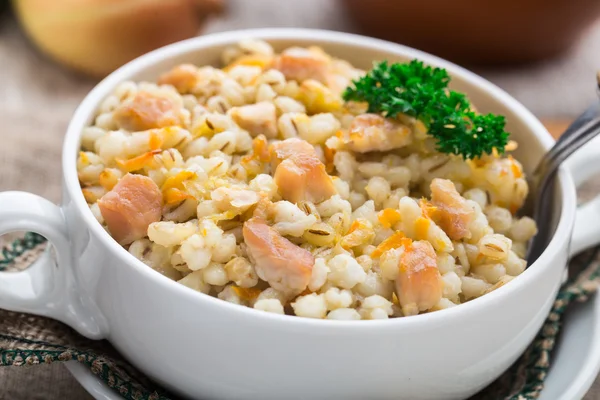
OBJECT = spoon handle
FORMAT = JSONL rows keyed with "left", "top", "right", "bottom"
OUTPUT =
{"left": 527, "top": 101, "right": 600, "bottom": 264}
{"left": 534, "top": 102, "right": 600, "bottom": 181}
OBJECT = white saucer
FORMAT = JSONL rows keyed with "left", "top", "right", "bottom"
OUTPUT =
{"left": 65, "top": 360, "right": 122, "bottom": 400}
{"left": 66, "top": 293, "right": 600, "bottom": 400}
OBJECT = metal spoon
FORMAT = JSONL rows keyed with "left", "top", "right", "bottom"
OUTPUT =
{"left": 525, "top": 75, "right": 600, "bottom": 265}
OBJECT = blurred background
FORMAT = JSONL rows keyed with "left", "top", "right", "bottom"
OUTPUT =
{"left": 0, "top": 0, "right": 600, "bottom": 398}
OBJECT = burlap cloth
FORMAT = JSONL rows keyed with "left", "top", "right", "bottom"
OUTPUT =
{"left": 2, "top": 0, "right": 600, "bottom": 398}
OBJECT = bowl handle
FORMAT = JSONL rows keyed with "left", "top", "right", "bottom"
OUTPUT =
{"left": 0, "top": 191, "right": 106, "bottom": 339}
{"left": 565, "top": 135, "right": 600, "bottom": 258}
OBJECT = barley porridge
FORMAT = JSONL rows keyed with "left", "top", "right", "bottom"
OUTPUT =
{"left": 77, "top": 39, "right": 538, "bottom": 320}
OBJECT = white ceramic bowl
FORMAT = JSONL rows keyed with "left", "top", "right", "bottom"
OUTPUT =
{"left": 1, "top": 29, "right": 600, "bottom": 400}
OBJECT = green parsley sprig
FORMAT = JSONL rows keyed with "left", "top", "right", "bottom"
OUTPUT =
{"left": 342, "top": 60, "right": 509, "bottom": 159}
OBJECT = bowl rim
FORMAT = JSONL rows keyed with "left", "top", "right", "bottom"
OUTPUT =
{"left": 63, "top": 27, "right": 577, "bottom": 329}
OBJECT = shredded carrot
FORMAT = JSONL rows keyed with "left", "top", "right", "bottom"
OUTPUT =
{"left": 78, "top": 151, "right": 89, "bottom": 165}
{"left": 508, "top": 156, "right": 523, "bottom": 178}
{"left": 346, "top": 220, "right": 362, "bottom": 235}
{"left": 99, "top": 169, "right": 118, "bottom": 191}
{"left": 339, "top": 219, "right": 372, "bottom": 249}
{"left": 149, "top": 130, "right": 163, "bottom": 150}
{"left": 252, "top": 135, "right": 271, "bottom": 162}
{"left": 419, "top": 199, "right": 440, "bottom": 221}
{"left": 222, "top": 55, "right": 272, "bottom": 72}
{"left": 163, "top": 188, "right": 194, "bottom": 205}
{"left": 161, "top": 170, "right": 196, "bottom": 192}
{"left": 116, "top": 150, "right": 161, "bottom": 172}
{"left": 231, "top": 286, "right": 262, "bottom": 302}
{"left": 415, "top": 217, "right": 430, "bottom": 240}
{"left": 371, "top": 231, "right": 409, "bottom": 258}
{"left": 378, "top": 208, "right": 402, "bottom": 229}
{"left": 392, "top": 292, "right": 400, "bottom": 305}
{"left": 324, "top": 145, "right": 336, "bottom": 173}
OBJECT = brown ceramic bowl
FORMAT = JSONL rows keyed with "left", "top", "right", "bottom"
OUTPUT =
{"left": 341, "top": 0, "right": 600, "bottom": 66}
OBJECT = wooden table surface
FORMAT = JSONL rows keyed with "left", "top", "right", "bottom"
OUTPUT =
{"left": 0, "top": 1, "right": 599, "bottom": 398}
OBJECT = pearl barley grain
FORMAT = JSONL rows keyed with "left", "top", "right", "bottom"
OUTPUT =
{"left": 327, "top": 308, "right": 361, "bottom": 320}
{"left": 254, "top": 299, "right": 285, "bottom": 314}
{"left": 291, "top": 294, "right": 328, "bottom": 319}
{"left": 81, "top": 40, "right": 536, "bottom": 320}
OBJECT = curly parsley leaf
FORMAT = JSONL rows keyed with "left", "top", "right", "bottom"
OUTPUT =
{"left": 342, "top": 60, "right": 509, "bottom": 159}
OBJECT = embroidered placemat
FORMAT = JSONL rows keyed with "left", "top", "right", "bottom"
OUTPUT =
{"left": 0, "top": 233, "right": 598, "bottom": 400}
